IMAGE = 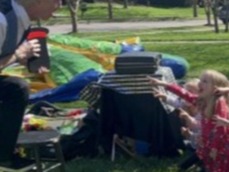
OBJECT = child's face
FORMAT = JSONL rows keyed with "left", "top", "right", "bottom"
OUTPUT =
{"left": 198, "top": 74, "right": 214, "bottom": 98}
{"left": 185, "top": 85, "right": 199, "bottom": 94}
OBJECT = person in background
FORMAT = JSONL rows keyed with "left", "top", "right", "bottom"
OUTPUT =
{"left": 149, "top": 70, "right": 229, "bottom": 172}
{"left": 0, "top": 0, "right": 59, "bottom": 168}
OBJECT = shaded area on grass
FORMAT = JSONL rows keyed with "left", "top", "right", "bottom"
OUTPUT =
{"left": 66, "top": 156, "right": 179, "bottom": 172}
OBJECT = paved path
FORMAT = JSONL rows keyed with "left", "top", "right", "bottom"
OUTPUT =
{"left": 46, "top": 19, "right": 207, "bottom": 34}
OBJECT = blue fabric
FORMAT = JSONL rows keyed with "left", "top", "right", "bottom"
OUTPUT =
{"left": 0, "top": 0, "right": 18, "bottom": 58}
{"left": 120, "top": 44, "right": 144, "bottom": 54}
{"left": 29, "top": 69, "right": 102, "bottom": 104}
{"left": 160, "top": 53, "right": 189, "bottom": 79}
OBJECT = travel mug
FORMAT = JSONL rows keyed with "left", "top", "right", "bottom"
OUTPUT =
{"left": 26, "top": 27, "right": 50, "bottom": 73}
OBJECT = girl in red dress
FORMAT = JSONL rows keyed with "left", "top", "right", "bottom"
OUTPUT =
{"left": 148, "top": 70, "right": 229, "bottom": 172}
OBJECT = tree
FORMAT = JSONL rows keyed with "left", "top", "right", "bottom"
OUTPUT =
{"left": 123, "top": 0, "right": 128, "bottom": 8}
{"left": 212, "top": 0, "right": 219, "bottom": 33}
{"left": 193, "top": 0, "right": 198, "bottom": 17}
{"left": 203, "top": 0, "right": 212, "bottom": 25}
{"left": 108, "top": 0, "right": 113, "bottom": 20}
{"left": 66, "top": 0, "right": 81, "bottom": 33}
{"left": 224, "top": 0, "right": 229, "bottom": 32}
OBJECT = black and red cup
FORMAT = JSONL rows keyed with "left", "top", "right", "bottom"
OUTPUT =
{"left": 27, "top": 27, "right": 50, "bottom": 73}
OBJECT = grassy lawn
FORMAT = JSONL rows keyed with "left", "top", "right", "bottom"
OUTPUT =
{"left": 54, "top": 26, "right": 229, "bottom": 171}
{"left": 43, "top": 2, "right": 206, "bottom": 25}
{"left": 73, "top": 26, "right": 229, "bottom": 42}
{"left": 66, "top": 156, "right": 180, "bottom": 172}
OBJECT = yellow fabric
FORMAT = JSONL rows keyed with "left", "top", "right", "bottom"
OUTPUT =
{"left": 49, "top": 42, "right": 116, "bottom": 70}
{"left": 49, "top": 37, "right": 140, "bottom": 70}
{"left": 1, "top": 65, "right": 56, "bottom": 93}
{"left": 115, "top": 37, "right": 140, "bottom": 44}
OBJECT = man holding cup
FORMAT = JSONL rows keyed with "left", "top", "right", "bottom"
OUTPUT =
{"left": 0, "top": 0, "right": 59, "bottom": 168}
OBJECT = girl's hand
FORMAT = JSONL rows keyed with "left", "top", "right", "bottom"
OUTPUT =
{"left": 181, "top": 127, "right": 191, "bottom": 139}
{"left": 212, "top": 115, "right": 229, "bottom": 127}
{"left": 178, "top": 108, "right": 189, "bottom": 120}
{"left": 152, "top": 88, "right": 167, "bottom": 101}
{"left": 214, "top": 86, "right": 229, "bottom": 96}
{"left": 147, "top": 76, "right": 167, "bottom": 87}
{"left": 209, "top": 148, "right": 217, "bottom": 160}
{"left": 15, "top": 39, "right": 41, "bottom": 65}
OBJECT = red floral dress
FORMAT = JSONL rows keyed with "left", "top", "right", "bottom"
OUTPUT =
{"left": 167, "top": 84, "right": 229, "bottom": 172}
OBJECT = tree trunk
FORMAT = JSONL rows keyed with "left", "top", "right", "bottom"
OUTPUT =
{"left": 66, "top": 0, "right": 81, "bottom": 33}
{"left": 204, "top": 0, "right": 212, "bottom": 25}
{"left": 212, "top": 3, "right": 219, "bottom": 33}
{"left": 193, "top": 0, "right": 198, "bottom": 17}
{"left": 108, "top": 0, "right": 113, "bottom": 20}
{"left": 225, "top": 0, "right": 229, "bottom": 32}
{"left": 70, "top": 9, "right": 77, "bottom": 32}
{"left": 124, "top": 0, "right": 128, "bottom": 8}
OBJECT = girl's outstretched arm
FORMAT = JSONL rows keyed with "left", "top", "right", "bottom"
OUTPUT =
{"left": 166, "top": 84, "right": 198, "bottom": 105}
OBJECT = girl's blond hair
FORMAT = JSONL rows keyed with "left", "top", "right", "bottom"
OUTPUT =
{"left": 184, "top": 78, "right": 200, "bottom": 93}
{"left": 200, "top": 70, "right": 229, "bottom": 118}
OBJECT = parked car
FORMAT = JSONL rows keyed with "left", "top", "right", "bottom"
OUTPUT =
{"left": 218, "top": 5, "right": 229, "bottom": 24}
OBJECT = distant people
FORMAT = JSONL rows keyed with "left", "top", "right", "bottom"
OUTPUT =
{"left": 149, "top": 69, "right": 229, "bottom": 172}
{"left": 0, "top": 0, "right": 59, "bottom": 169}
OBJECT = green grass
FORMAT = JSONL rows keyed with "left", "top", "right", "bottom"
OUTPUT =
{"left": 144, "top": 43, "right": 229, "bottom": 78}
{"left": 72, "top": 26, "right": 229, "bottom": 42}
{"left": 66, "top": 156, "right": 180, "bottom": 172}
{"left": 43, "top": 3, "right": 206, "bottom": 25}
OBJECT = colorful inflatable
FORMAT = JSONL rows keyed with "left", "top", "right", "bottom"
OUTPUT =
{"left": 1, "top": 35, "right": 189, "bottom": 103}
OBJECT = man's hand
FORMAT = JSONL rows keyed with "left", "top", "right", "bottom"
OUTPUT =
{"left": 15, "top": 39, "right": 41, "bottom": 65}
{"left": 38, "top": 66, "right": 49, "bottom": 74}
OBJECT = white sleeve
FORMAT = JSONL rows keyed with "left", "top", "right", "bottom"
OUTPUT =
{"left": 166, "top": 95, "right": 183, "bottom": 108}
{"left": 0, "top": 13, "right": 7, "bottom": 55}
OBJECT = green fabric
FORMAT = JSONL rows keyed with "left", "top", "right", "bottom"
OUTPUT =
{"left": 49, "top": 34, "right": 122, "bottom": 55}
{"left": 49, "top": 46, "right": 105, "bottom": 85}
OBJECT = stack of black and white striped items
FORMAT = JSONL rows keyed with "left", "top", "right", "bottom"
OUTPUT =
{"left": 115, "top": 52, "right": 161, "bottom": 75}
{"left": 80, "top": 66, "right": 177, "bottom": 113}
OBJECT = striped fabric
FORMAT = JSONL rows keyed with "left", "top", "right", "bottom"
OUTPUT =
{"left": 99, "top": 73, "right": 161, "bottom": 94}
{"left": 80, "top": 66, "right": 177, "bottom": 111}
